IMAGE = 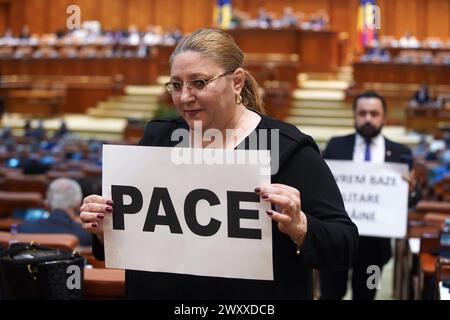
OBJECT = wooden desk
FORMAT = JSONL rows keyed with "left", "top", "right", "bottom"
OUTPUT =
{"left": 365, "top": 46, "right": 450, "bottom": 59}
{"left": 6, "top": 89, "right": 63, "bottom": 117}
{"left": 416, "top": 201, "right": 450, "bottom": 214}
{"left": 394, "top": 222, "right": 440, "bottom": 300}
{"left": 153, "top": 44, "right": 176, "bottom": 76}
{"left": 244, "top": 53, "right": 300, "bottom": 90}
{"left": 408, "top": 225, "right": 440, "bottom": 238}
{"left": 420, "top": 252, "right": 437, "bottom": 276}
{"left": 405, "top": 106, "right": 450, "bottom": 132}
{"left": 0, "top": 57, "right": 158, "bottom": 85}
{"left": 0, "top": 191, "right": 43, "bottom": 218}
{"left": 0, "top": 75, "right": 124, "bottom": 114}
{"left": 84, "top": 268, "right": 125, "bottom": 299}
{"left": 353, "top": 61, "right": 450, "bottom": 85}
{"left": 227, "top": 28, "right": 338, "bottom": 73}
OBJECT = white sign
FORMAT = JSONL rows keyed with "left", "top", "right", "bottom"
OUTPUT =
{"left": 102, "top": 145, "right": 273, "bottom": 280}
{"left": 326, "top": 160, "right": 409, "bottom": 238}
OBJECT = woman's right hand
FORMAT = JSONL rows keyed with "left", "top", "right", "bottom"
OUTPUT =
{"left": 80, "top": 195, "right": 113, "bottom": 242}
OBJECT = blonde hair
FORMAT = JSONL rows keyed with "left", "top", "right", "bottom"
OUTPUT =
{"left": 169, "top": 28, "right": 264, "bottom": 113}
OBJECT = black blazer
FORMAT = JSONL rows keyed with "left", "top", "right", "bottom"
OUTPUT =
{"left": 322, "top": 133, "right": 412, "bottom": 266}
{"left": 323, "top": 133, "right": 412, "bottom": 163}
{"left": 94, "top": 114, "right": 359, "bottom": 299}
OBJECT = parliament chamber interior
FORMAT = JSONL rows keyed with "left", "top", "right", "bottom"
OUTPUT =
{"left": 0, "top": 0, "right": 449, "bottom": 302}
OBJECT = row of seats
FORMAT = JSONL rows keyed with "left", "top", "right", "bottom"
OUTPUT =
{"left": 392, "top": 152, "right": 450, "bottom": 299}
{"left": 0, "top": 44, "right": 148, "bottom": 59}
{"left": 0, "top": 133, "right": 122, "bottom": 298}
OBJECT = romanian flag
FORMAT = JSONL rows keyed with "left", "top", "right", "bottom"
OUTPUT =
{"left": 214, "top": 0, "right": 232, "bottom": 29}
{"left": 357, "top": 0, "right": 378, "bottom": 52}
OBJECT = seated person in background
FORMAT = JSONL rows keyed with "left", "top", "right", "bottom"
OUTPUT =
{"left": 361, "top": 47, "right": 391, "bottom": 62}
{"left": 410, "top": 82, "right": 432, "bottom": 106}
{"left": 257, "top": 7, "right": 272, "bottom": 28}
{"left": 423, "top": 37, "right": 443, "bottom": 48}
{"left": 22, "top": 154, "right": 50, "bottom": 174}
{"left": 18, "top": 178, "right": 92, "bottom": 246}
{"left": 310, "top": 9, "right": 329, "bottom": 30}
{"left": 280, "top": 6, "right": 299, "bottom": 27}
{"left": 127, "top": 25, "right": 141, "bottom": 45}
{"left": 230, "top": 8, "right": 251, "bottom": 28}
{"left": 143, "top": 25, "right": 162, "bottom": 46}
{"left": 1, "top": 129, "right": 16, "bottom": 153}
{"left": 399, "top": 30, "right": 419, "bottom": 48}
{"left": 24, "top": 119, "right": 47, "bottom": 140}
{"left": 19, "top": 25, "right": 31, "bottom": 40}
{"left": 23, "top": 119, "right": 32, "bottom": 137}
{"left": 52, "top": 121, "right": 69, "bottom": 140}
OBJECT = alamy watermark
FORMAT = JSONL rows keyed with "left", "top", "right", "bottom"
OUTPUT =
{"left": 170, "top": 121, "right": 280, "bottom": 176}
{"left": 66, "top": 265, "right": 81, "bottom": 290}
{"left": 366, "top": 265, "right": 381, "bottom": 290}
{"left": 66, "top": 5, "right": 81, "bottom": 30}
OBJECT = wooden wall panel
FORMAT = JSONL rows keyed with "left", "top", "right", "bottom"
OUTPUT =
{"left": 376, "top": 0, "right": 391, "bottom": 37}
{"left": 2, "top": 0, "right": 450, "bottom": 56}
{"left": 30, "top": 0, "right": 53, "bottom": 35}
{"left": 48, "top": 0, "right": 70, "bottom": 33}
{"left": 154, "top": 0, "right": 181, "bottom": 30}
{"left": 0, "top": 3, "right": 8, "bottom": 35}
{"left": 329, "top": 0, "right": 349, "bottom": 30}
{"left": 393, "top": 0, "right": 420, "bottom": 39}
{"left": 100, "top": 0, "right": 126, "bottom": 31}
{"left": 426, "top": 0, "right": 449, "bottom": 39}
{"left": 180, "top": 0, "right": 214, "bottom": 32}
{"left": 126, "top": 0, "right": 154, "bottom": 30}
{"left": 74, "top": 0, "right": 98, "bottom": 23}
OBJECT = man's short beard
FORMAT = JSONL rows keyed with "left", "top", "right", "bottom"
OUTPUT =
{"left": 355, "top": 123, "right": 383, "bottom": 139}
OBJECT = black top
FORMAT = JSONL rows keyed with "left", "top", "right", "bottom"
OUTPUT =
{"left": 93, "top": 114, "right": 358, "bottom": 299}
{"left": 18, "top": 209, "right": 92, "bottom": 246}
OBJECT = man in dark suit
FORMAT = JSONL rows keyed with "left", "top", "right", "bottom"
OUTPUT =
{"left": 319, "top": 91, "right": 412, "bottom": 300}
{"left": 18, "top": 178, "right": 92, "bottom": 246}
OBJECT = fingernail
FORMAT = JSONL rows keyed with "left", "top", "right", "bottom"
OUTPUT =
{"left": 92, "top": 223, "right": 98, "bottom": 228}
{"left": 105, "top": 206, "right": 113, "bottom": 212}
{"left": 266, "top": 210, "right": 273, "bottom": 216}
{"left": 106, "top": 200, "right": 114, "bottom": 206}
{"left": 261, "top": 194, "right": 269, "bottom": 199}
{"left": 254, "top": 187, "right": 261, "bottom": 193}
{"left": 97, "top": 214, "right": 104, "bottom": 219}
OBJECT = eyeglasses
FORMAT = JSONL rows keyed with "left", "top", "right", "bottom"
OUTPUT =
{"left": 165, "top": 70, "right": 235, "bottom": 94}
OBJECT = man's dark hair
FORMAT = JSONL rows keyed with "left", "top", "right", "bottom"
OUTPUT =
{"left": 352, "top": 91, "right": 387, "bottom": 113}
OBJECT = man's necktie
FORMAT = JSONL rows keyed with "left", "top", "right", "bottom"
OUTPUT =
{"left": 364, "top": 138, "right": 371, "bottom": 161}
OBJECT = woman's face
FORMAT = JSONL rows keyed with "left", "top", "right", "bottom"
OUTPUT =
{"left": 169, "top": 50, "right": 242, "bottom": 131}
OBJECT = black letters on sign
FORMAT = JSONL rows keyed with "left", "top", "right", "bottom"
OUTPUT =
{"left": 227, "top": 191, "right": 262, "bottom": 239}
{"left": 184, "top": 189, "right": 221, "bottom": 237}
{"left": 143, "top": 187, "right": 182, "bottom": 233}
{"left": 111, "top": 186, "right": 263, "bottom": 240}
{"left": 111, "top": 185, "right": 143, "bottom": 230}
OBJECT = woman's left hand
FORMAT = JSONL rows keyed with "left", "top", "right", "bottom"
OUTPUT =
{"left": 255, "top": 183, "right": 307, "bottom": 245}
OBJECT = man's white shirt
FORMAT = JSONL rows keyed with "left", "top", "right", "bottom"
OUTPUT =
{"left": 353, "top": 133, "right": 385, "bottom": 163}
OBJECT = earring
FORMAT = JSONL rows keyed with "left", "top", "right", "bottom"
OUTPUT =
{"left": 235, "top": 94, "right": 242, "bottom": 105}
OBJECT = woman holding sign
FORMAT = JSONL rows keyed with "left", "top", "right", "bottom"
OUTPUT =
{"left": 80, "top": 28, "right": 358, "bottom": 299}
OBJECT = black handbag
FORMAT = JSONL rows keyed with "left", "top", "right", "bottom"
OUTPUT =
{"left": 0, "top": 242, "right": 86, "bottom": 299}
